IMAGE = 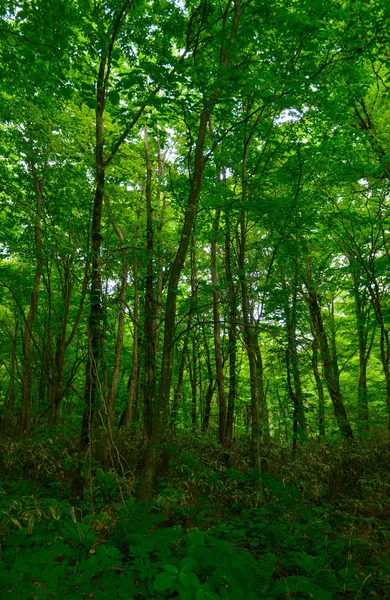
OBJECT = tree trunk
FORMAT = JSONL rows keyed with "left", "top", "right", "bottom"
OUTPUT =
{"left": 138, "top": 106, "right": 210, "bottom": 501}
{"left": 171, "top": 330, "right": 189, "bottom": 429}
{"left": 48, "top": 258, "right": 72, "bottom": 425}
{"left": 283, "top": 278, "right": 307, "bottom": 452}
{"left": 350, "top": 268, "right": 373, "bottom": 433}
{"left": 7, "top": 319, "right": 18, "bottom": 410}
{"left": 224, "top": 210, "right": 237, "bottom": 447}
{"left": 306, "top": 283, "right": 353, "bottom": 439}
{"left": 366, "top": 280, "right": 390, "bottom": 429}
{"left": 120, "top": 257, "right": 139, "bottom": 428}
{"left": 311, "top": 332, "right": 325, "bottom": 437}
{"left": 80, "top": 53, "right": 106, "bottom": 451}
{"left": 19, "top": 168, "right": 44, "bottom": 436}
{"left": 106, "top": 263, "right": 128, "bottom": 444}
{"left": 254, "top": 335, "right": 270, "bottom": 439}
{"left": 142, "top": 128, "right": 157, "bottom": 440}
{"left": 189, "top": 335, "right": 197, "bottom": 427}
{"left": 189, "top": 238, "right": 198, "bottom": 428}
{"left": 238, "top": 212, "right": 261, "bottom": 469}
{"left": 201, "top": 322, "right": 215, "bottom": 432}
{"left": 154, "top": 136, "right": 166, "bottom": 356}
{"left": 202, "top": 380, "right": 215, "bottom": 432}
{"left": 211, "top": 208, "right": 227, "bottom": 445}
{"left": 80, "top": 1, "right": 133, "bottom": 450}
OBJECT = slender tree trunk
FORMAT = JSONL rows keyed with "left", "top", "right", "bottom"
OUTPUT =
{"left": 363, "top": 278, "right": 390, "bottom": 430}
{"left": 190, "top": 239, "right": 198, "bottom": 428}
{"left": 154, "top": 136, "right": 166, "bottom": 356}
{"left": 379, "top": 327, "right": 390, "bottom": 430}
{"left": 120, "top": 257, "right": 139, "bottom": 428}
{"left": 106, "top": 262, "right": 128, "bottom": 435}
{"left": 7, "top": 319, "right": 18, "bottom": 410}
{"left": 80, "top": 2, "right": 132, "bottom": 450}
{"left": 48, "top": 258, "right": 72, "bottom": 425}
{"left": 239, "top": 212, "right": 261, "bottom": 469}
{"left": 143, "top": 128, "right": 157, "bottom": 440}
{"left": 19, "top": 168, "right": 44, "bottom": 436}
{"left": 283, "top": 279, "right": 307, "bottom": 453}
{"left": 171, "top": 331, "right": 189, "bottom": 429}
{"left": 238, "top": 120, "right": 267, "bottom": 466}
{"left": 80, "top": 54, "right": 106, "bottom": 451}
{"left": 224, "top": 211, "right": 237, "bottom": 447}
{"left": 189, "top": 336, "right": 197, "bottom": 427}
{"left": 351, "top": 270, "right": 373, "bottom": 433}
{"left": 201, "top": 323, "right": 214, "bottom": 432}
{"left": 202, "top": 380, "right": 215, "bottom": 432}
{"left": 306, "top": 283, "right": 353, "bottom": 439}
{"left": 254, "top": 335, "right": 270, "bottom": 439}
{"left": 311, "top": 332, "right": 325, "bottom": 437}
{"left": 211, "top": 208, "right": 227, "bottom": 445}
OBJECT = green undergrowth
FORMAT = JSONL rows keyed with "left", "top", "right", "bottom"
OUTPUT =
{"left": 1, "top": 430, "right": 390, "bottom": 599}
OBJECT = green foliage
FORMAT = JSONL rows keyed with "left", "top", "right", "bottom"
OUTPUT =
{"left": 2, "top": 433, "right": 390, "bottom": 598}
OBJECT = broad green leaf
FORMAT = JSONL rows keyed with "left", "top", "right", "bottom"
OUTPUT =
{"left": 180, "top": 557, "right": 197, "bottom": 572}
{"left": 154, "top": 571, "right": 178, "bottom": 591}
{"left": 163, "top": 564, "right": 179, "bottom": 574}
{"left": 179, "top": 572, "right": 190, "bottom": 588}
{"left": 108, "top": 90, "right": 120, "bottom": 105}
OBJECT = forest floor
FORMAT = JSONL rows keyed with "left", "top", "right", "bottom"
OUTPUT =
{"left": 0, "top": 427, "right": 390, "bottom": 599}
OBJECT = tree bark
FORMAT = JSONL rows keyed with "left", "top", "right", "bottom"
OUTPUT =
{"left": 189, "top": 335, "right": 197, "bottom": 427}
{"left": 306, "top": 282, "right": 353, "bottom": 439}
{"left": 120, "top": 257, "right": 139, "bottom": 428}
{"left": 224, "top": 210, "right": 237, "bottom": 447}
{"left": 7, "top": 319, "right": 18, "bottom": 410}
{"left": 311, "top": 331, "right": 325, "bottom": 437}
{"left": 80, "top": 51, "right": 106, "bottom": 451}
{"left": 171, "top": 328, "right": 190, "bottom": 429}
{"left": 210, "top": 208, "right": 227, "bottom": 444}
{"left": 283, "top": 278, "right": 307, "bottom": 453}
{"left": 19, "top": 167, "right": 44, "bottom": 436}
{"left": 142, "top": 128, "right": 157, "bottom": 440}
{"left": 238, "top": 214, "right": 261, "bottom": 469}
{"left": 350, "top": 267, "right": 373, "bottom": 433}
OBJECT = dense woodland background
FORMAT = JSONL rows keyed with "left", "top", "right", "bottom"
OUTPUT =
{"left": 1, "top": 0, "right": 390, "bottom": 598}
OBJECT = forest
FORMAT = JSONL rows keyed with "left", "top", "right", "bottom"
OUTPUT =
{"left": 1, "top": 0, "right": 390, "bottom": 597}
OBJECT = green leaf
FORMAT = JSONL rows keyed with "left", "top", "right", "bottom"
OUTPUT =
{"left": 154, "top": 571, "right": 178, "bottom": 591}
{"left": 187, "top": 571, "right": 200, "bottom": 588}
{"left": 179, "top": 572, "right": 190, "bottom": 588}
{"left": 180, "top": 557, "right": 197, "bottom": 573}
{"left": 315, "top": 590, "right": 333, "bottom": 600}
{"left": 59, "top": 87, "right": 73, "bottom": 99}
{"left": 163, "top": 564, "right": 179, "bottom": 574}
{"left": 108, "top": 90, "right": 120, "bottom": 105}
{"left": 178, "top": 586, "right": 192, "bottom": 600}
{"left": 85, "top": 97, "right": 98, "bottom": 109}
